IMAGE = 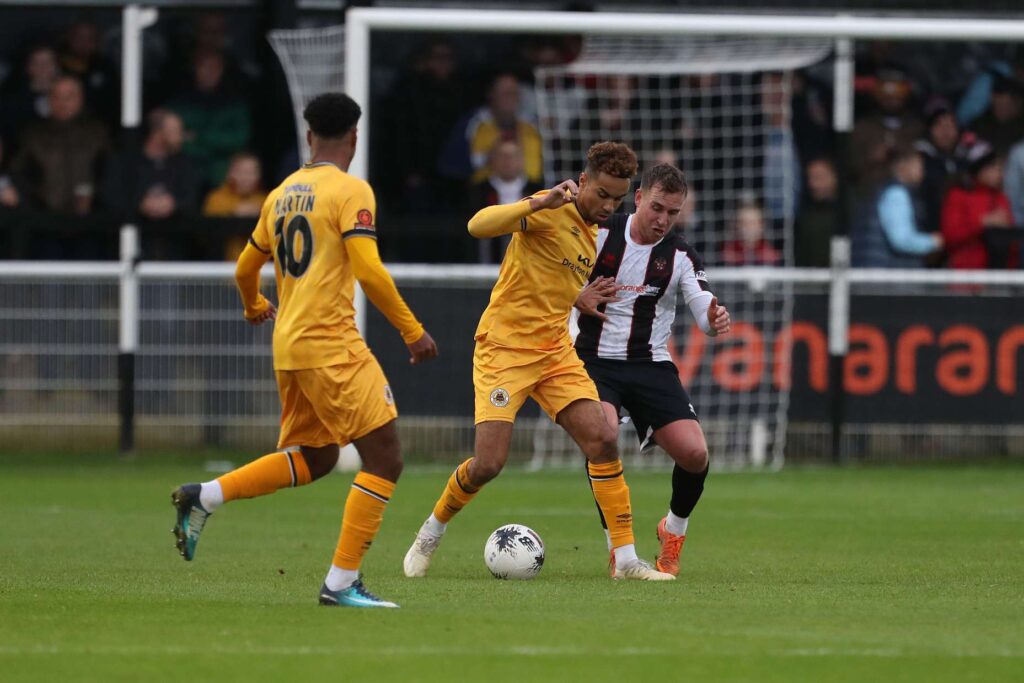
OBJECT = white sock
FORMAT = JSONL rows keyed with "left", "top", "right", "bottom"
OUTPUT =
{"left": 324, "top": 565, "right": 359, "bottom": 591}
{"left": 603, "top": 528, "right": 612, "bottom": 551}
{"left": 199, "top": 480, "right": 224, "bottom": 512}
{"left": 613, "top": 543, "right": 639, "bottom": 566}
{"left": 424, "top": 513, "right": 447, "bottom": 536}
{"left": 665, "top": 510, "right": 688, "bottom": 536}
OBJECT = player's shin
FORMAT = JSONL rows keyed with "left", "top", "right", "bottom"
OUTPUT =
{"left": 667, "top": 462, "right": 709, "bottom": 535}
{"left": 431, "top": 458, "right": 482, "bottom": 525}
{"left": 208, "top": 450, "right": 314, "bottom": 509}
{"left": 587, "top": 459, "right": 637, "bottom": 560}
{"left": 326, "top": 471, "right": 396, "bottom": 590}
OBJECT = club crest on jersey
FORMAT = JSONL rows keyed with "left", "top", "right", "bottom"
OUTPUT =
{"left": 654, "top": 257, "right": 668, "bottom": 272}
{"left": 384, "top": 384, "right": 394, "bottom": 406}
{"left": 356, "top": 209, "right": 374, "bottom": 228}
{"left": 490, "top": 388, "right": 510, "bottom": 407}
{"left": 601, "top": 252, "right": 618, "bottom": 268}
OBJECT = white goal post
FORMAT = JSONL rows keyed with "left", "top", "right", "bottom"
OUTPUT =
{"left": 343, "top": 8, "right": 1024, "bottom": 183}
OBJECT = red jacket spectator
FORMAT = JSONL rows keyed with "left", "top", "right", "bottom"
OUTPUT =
{"left": 941, "top": 140, "right": 1019, "bottom": 269}
{"left": 941, "top": 186, "right": 1018, "bottom": 268}
{"left": 722, "top": 239, "right": 782, "bottom": 266}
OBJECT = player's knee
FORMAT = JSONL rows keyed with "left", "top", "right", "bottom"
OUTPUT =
{"left": 301, "top": 445, "right": 340, "bottom": 480}
{"left": 587, "top": 423, "right": 619, "bottom": 462}
{"left": 678, "top": 445, "right": 708, "bottom": 472}
{"left": 469, "top": 457, "right": 504, "bottom": 485}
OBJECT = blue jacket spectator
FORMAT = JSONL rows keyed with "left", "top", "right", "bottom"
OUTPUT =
{"left": 1004, "top": 138, "right": 1024, "bottom": 225}
{"left": 853, "top": 147, "right": 943, "bottom": 267}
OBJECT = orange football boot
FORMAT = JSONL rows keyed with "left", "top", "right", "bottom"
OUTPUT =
{"left": 655, "top": 517, "right": 686, "bottom": 576}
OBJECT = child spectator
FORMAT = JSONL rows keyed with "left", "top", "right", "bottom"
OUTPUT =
{"left": 722, "top": 197, "right": 782, "bottom": 266}
{"left": 202, "top": 152, "right": 265, "bottom": 218}
{"left": 853, "top": 146, "right": 942, "bottom": 268}
{"left": 941, "top": 139, "right": 1018, "bottom": 269}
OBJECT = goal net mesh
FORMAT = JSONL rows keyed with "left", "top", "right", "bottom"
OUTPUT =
{"left": 268, "top": 24, "right": 346, "bottom": 164}
{"left": 533, "top": 35, "right": 831, "bottom": 468}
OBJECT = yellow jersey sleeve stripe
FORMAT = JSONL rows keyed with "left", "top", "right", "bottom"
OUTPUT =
{"left": 248, "top": 236, "right": 272, "bottom": 254}
{"left": 342, "top": 227, "right": 378, "bottom": 240}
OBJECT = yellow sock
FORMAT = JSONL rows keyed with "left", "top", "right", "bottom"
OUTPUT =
{"left": 217, "top": 451, "right": 312, "bottom": 502}
{"left": 431, "top": 458, "right": 480, "bottom": 524}
{"left": 332, "top": 472, "right": 396, "bottom": 570}
{"left": 588, "top": 459, "right": 635, "bottom": 548}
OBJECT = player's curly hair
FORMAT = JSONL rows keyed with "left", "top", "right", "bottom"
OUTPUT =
{"left": 303, "top": 93, "right": 361, "bottom": 139}
{"left": 640, "top": 163, "right": 688, "bottom": 196}
{"left": 585, "top": 141, "right": 638, "bottom": 179}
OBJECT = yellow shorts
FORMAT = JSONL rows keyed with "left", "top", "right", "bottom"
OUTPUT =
{"left": 276, "top": 348, "right": 397, "bottom": 449}
{"left": 473, "top": 339, "right": 599, "bottom": 424}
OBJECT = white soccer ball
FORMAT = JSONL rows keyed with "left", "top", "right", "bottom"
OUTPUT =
{"left": 484, "top": 524, "right": 545, "bottom": 580}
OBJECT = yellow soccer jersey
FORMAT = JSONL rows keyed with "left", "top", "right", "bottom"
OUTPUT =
{"left": 475, "top": 194, "right": 597, "bottom": 350}
{"left": 250, "top": 162, "right": 377, "bottom": 370}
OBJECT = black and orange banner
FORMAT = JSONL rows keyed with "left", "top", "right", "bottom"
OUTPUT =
{"left": 366, "top": 289, "right": 1024, "bottom": 425}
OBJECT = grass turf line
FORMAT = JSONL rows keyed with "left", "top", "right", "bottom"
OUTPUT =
{"left": 0, "top": 457, "right": 1020, "bottom": 682}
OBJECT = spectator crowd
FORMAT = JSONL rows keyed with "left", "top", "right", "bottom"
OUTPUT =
{"left": 0, "top": 13, "right": 1022, "bottom": 270}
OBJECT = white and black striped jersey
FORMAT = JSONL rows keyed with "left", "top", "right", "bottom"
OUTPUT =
{"left": 574, "top": 213, "right": 715, "bottom": 362}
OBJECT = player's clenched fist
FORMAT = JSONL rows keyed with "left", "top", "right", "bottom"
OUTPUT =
{"left": 530, "top": 179, "right": 579, "bottom": 212}
{"left": 245, "top": 301, "right": 277, "bottom": 326}
{"left": 407, "top": 330, "right": 439, "bottom": 365}
{"left": 707, "top": 296, "right": 731, "bottom": 335}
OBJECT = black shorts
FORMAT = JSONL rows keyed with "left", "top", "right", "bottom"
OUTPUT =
{"left": 581, "top": 356, "right": 698, "bottom": 446}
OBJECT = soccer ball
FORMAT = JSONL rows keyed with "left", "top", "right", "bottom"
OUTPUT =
{"left": 484, "top": 524, "right": 545, "bottom": 580}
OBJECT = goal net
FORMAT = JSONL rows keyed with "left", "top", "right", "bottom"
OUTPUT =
{"left": 268, "top": 24, "right": 346, "bottom": 164}
{"left": 531, "top": 35, "right": 831, "bottom": 468}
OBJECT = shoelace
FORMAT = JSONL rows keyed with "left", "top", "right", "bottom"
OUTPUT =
{"left": 416, "top": 533, "right": 441, "bottom": 554}
{"left": 660, "top": 534, "right": 684, "bottom": 558}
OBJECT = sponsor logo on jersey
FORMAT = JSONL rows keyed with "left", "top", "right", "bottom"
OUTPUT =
{"left": 356, "top": 209, "right": 374, "bottom": 228}
{"left": 490, "top": 388, "right": 510, "bottom": 407}
{"left": 560, "top": 257, "right": 591, "bottom": 276}
{"left": 616, "top": 283, "right": 661, "bottom": 296}
{"left": 577, "top": 254, "right": 593, "bottom": 268}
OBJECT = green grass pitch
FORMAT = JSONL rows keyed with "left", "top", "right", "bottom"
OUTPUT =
{"left": 0, "top": 454, "right": 1021, "bottom": 682}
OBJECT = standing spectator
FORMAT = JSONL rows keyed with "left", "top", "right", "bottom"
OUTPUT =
{"left": 202, "top": 152, "right": 265, "bottom": 217}
{"left": 795, "top": 157, "right": 838, "bottom": 267}
{"left": 969, "top": 72, "right": 1024, "bottom": 157}
{"left": 377, "top": 39, "right": 466, "bottom": 210}
{"left": 853, "top": 146, "right": 942, "bottom": 268}
{"left": 1003, "top": 135, "right": 1024, "bottom": 225}
{"left": 0, "top": 137, "right": 20, "bottom": 209}
{"left": 439, "top": 73, "right": 543, "bottom": 185}
{"left": 849, "top": 67, "right": 925, "bottom": 195}
{"left": 942, "top": 140, "right": 1018, "bottom": 269}
{"left": 102, "top": 109, "right": 198, "bottom": 221}
{"left": 11, "top": 75, "right": 108, "bottom": 214}
{"left": 467, "top": 139, "right": 543, "bottom": 263}
{"left": 722, "top": 198, "right": 782, "bottom": 266}
{"left": 169, "top": 49, "right": 251, "bottom": 187}
{"left": 760, "top": 72, "right": 801, "bottom": 228}
{"left": 57, "top": 19, "right": 117, "bottom": 125}
{"left": 0, "top": 45, "right": 60, "bottom": 145}
{"left": 914, "top": 99, "right": 963, "bottom": 233}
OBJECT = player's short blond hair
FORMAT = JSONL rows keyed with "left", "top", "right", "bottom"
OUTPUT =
{"left": 585, "top": 141, "right": 638, "bottom": 180}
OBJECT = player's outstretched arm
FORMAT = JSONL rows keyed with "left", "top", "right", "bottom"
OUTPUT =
{"left": 467, "top": 179, "right": 579, "bottom": 239}
{"left": 234, "top": 242, "right": 276, "bottom": 325}
{"left": 344, "top": 235, "right": 438, "bottom": 364}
